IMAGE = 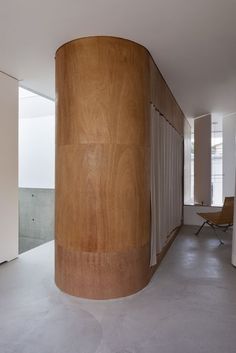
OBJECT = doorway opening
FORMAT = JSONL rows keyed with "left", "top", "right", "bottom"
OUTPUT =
{"left": 18, "top": 87, "right": 55, "bottom": 253}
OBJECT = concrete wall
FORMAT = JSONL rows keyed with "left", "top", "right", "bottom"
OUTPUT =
{"left": 19, "top": 188, "right": 54, "bottom": 253}
{"left": 0, "top": 72, "right": 18, "bottom": 263}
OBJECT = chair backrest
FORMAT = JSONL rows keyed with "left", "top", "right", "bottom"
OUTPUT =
{"left": 220, "top": 197, "right": 234, "bottom": 224}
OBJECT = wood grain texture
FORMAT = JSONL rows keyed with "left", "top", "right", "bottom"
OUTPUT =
{"left": 56, "top": 243, "right": 150, "bottom": 299}
{"left": 55, "top": 36, "right": 151, "bottom": 299}
{"left": 55, "top": 36, "right": 185, "bottom": 299}
{"left": 56, "top": 37, "right": 150, "bottom": 146}
{"left": 56, "top": 144, "right": 150, "bottom": 252}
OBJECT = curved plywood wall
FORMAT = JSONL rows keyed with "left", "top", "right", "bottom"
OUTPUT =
{"left": 55, "top": 36, "right": 185, "bottom": 299}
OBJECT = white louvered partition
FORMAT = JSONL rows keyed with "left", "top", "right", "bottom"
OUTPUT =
{"left": 150, "top": 104, "right": 183, "bottom": 266}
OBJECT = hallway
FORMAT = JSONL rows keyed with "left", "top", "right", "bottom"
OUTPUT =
{"left": 0, "top": 225, "right": 235, "bottom": 353}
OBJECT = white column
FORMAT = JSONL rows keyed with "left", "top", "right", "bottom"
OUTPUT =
{"left": 223, "top": 113, "right": 236, "bottom": 198}
{"left": 184, "top": 119, "right": 192, "bottom": 204}
{"left": 0, "top": 72, "right": 18, "bottom": 263}
{"left": 194, "top": 114, "right": 211, "bottom": 205}
{"left": 232, "top": 145, "right": 236, "bottom": 267}
{"left": 232, "top": 205, "right": 236, "bottom": 267}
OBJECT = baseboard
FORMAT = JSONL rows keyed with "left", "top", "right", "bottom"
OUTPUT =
{"left": 232, "top": 254, "right": 236, "bottom": 267}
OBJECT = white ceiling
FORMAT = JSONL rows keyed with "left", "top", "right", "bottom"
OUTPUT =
{"left": 0, "top": 0, "right": 236, "bottom": 118}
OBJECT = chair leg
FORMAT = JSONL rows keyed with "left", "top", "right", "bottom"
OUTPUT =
{"left": 209, "top": 224, "right": 224, "bottom": 245}
{"left": 195, "top": 221, "right": 207, "bottom": 236}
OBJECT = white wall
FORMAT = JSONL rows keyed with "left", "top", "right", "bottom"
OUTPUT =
{"left": 223, "top": 114, "right": 236, "bottom": 198}
{"left": 19, "top": 116, "right": 55, "bottom": 189}
{"left": 232, "top": 168, "right": 236, "bottom": 266}
{"left": 230, "top": 118, "right": 236, "bottom": 267}
{"left": 0, "top": 72, "right": 18, "bottom": 263}
{"left": 184, "top": 205, "right": 221, "bottom": 226}
{"left": 18, "top": 88, "right": 55, "bottom": 189}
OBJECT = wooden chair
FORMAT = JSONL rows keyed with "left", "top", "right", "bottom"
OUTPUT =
{"left": 195, "top": 196, "right": 234, "bottom": 244}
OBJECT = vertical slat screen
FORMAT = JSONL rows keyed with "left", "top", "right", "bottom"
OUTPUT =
{"left": 150, "top": 104, "right": 183, "bottom": 266}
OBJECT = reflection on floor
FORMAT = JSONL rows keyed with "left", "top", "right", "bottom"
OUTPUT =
{"left": 0, "top": 225, "right": 235, "bottom": 353}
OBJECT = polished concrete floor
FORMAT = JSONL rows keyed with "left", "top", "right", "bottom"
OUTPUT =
{"left": 0, "top": 225, "right": 235, "bottom": 353}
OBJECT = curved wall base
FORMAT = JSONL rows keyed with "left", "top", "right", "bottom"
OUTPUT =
{"left": 55, "top": 243, "right": 150, "bottom": 299}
